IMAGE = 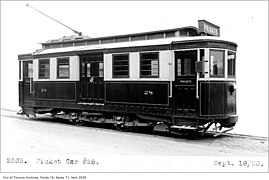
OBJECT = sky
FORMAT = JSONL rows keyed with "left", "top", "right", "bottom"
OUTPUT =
{"left": 1, "top": 1, "right": 268, "bottom": 137}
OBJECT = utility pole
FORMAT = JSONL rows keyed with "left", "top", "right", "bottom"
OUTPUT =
{"left": 26, "top": 4, "right": 83, "bottom": 36}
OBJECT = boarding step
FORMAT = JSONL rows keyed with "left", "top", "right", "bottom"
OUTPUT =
{"left": 170, "top": 125, "right": 197, "bottom": 130}
{"left": 207, "top": 127, "right": 234, "bottom": 137}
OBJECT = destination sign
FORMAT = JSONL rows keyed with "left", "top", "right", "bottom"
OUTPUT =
{"left": 198, "top": 20, "right": 220, "bottom": 37}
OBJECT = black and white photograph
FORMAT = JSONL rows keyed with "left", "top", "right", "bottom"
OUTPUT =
{"left": 1, "top": 0, "right": 268, "bottom": 178}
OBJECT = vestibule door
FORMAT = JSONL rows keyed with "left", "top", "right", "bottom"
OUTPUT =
{"left": 175, "top": 50, "right": 197, "bottom": 115}
{"left": 80, "top": 54, "right": 104, "bottom": 103}
{"left": 22, "top": 61, "right": 34, "bottom": 106}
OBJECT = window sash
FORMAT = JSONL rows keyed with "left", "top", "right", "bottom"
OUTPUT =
{"left": 140, "top": 53, "right": 159, "bottom": 78}
{"left": 39, "top": 59, "right": 50, "bottom": 79}
{"left": 113, "top": 54, "right": 129, "bottom": 78}
{"left": 19, "top": 61, "right": 21, "bottom": 79}
{"left": 28, "top": 63, "right": 33, "bottom": 78}
{"left": 57, "top": 58, "right": 70, "bottom": 78}
{"left": 228, "top": 51, "right": 236, "bottom": 77}
{"left": 99, "top": 62, "right": 104, "bottom": 78}
{"left": 23, "top": 61, "right": 33, "bottom": 78}
{"left": 82, "top": 62, "right": 103, "bottom": 78}
{"left": 177, "top": 58, "right": 195, "bottom": 76}
{"left": 210, "top": 50, "right": 224, "bottom": 78}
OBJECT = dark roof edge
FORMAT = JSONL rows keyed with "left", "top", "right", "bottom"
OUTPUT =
{"left": 41, "top": 26, "right": 199, "bottom": 45}
{"left": 18, "top": 53, "right": 33, "bottom": 60}
{"left": 171, "top": 39, "right": 237, "bottom": 47}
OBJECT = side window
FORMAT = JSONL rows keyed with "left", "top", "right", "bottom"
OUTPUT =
{"left": 210, "top": 50, "right": 224, "bottom": 77}
{"left": 228, "top": 51, "right": 236, "bottom": 77}
{"left": 23, "top": 61, "right": 33, "bottom": 78}
{"left": 113, "top": 54, "right": 129, "bottom": 78}
{"left": 140, "top": 52, "right": 159, "bottom": 78}
{"left": 19, "top": 61, "right": 21, "bottom": 80}
{"left": 39, "top": 59, "right": 50, "bottom": 79}
{"left": 57, "top": 58, "right": 70, "bottom": 78}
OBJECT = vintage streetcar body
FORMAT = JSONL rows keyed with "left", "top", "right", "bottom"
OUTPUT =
{"left": 18, "top": 20, "right": 238, "bottom": 135}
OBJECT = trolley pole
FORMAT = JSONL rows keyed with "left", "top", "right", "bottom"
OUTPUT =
{"left": 26, "top": 4, "right": 83, "bottom": 36}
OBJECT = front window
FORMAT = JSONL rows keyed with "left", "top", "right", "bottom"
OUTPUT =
{"left": 140, "top": 52, "right": 159, "bottom": 78}
{"left": 39, "top": 59, "right": 50, "bottom": 79}
{"left": 210, "top": 50, "right": 224, "bottom": 77}
{"left": 57, "top": 58, "right": 69, "bottom": 78}
{"left": 228, "top": 51, "right": 236, "bottom": 77}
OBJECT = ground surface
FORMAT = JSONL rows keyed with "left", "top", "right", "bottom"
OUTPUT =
{"left": 1, "top": 109, "right": 268, "bottom": 172}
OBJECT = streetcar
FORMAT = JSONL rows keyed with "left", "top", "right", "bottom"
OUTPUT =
{"left": 18, "top": 19, "right": 238, "bottom": 135}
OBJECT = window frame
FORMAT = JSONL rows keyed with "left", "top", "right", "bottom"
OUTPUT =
{"left": 19, "top": 61, "right": 22, "bottom": 80}
{"left": 209, "top": 49, "right": 225, "bottom": 78}
{"left": 112, "top": 53, "right": 129, "bottom": 78}
{"left": 227, "top": 51, "right": 236, "bottom": 78}
{"left": 28, "top": 63, "right": 33, "bottom": 78}
{"left": 140, "top": 52, "right": 159, "bottom": 78}
{"left": 99, "top": 62, "right": 104, "bottom": 78}
{"left": 38, "top": 59, "right": 50, "bottom": 79}
{"left": 176, "top": 50, "right": 197, "bottom": 77}
{"left": 57, "top": 57, "right": 70, "bottom": 79}
{"left": 199, "top": 49, "right": 205, "bottom": 78}
{"left": 23, "top": 61, "right": 33, "bottom": 78}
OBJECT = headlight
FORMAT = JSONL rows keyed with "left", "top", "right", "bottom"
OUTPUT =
{"left": 229, "top": 83, "right": 236, "bottom": 95}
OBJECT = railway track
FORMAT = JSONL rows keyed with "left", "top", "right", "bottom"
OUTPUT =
{"left": 1, "top": 108, "right": 268, "bottom": 157}
{"left": 206, "top": 131, "right": 268, "bottom": 141}
{"left": 1, "top": 108, "right": 267, "bottom": 142}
